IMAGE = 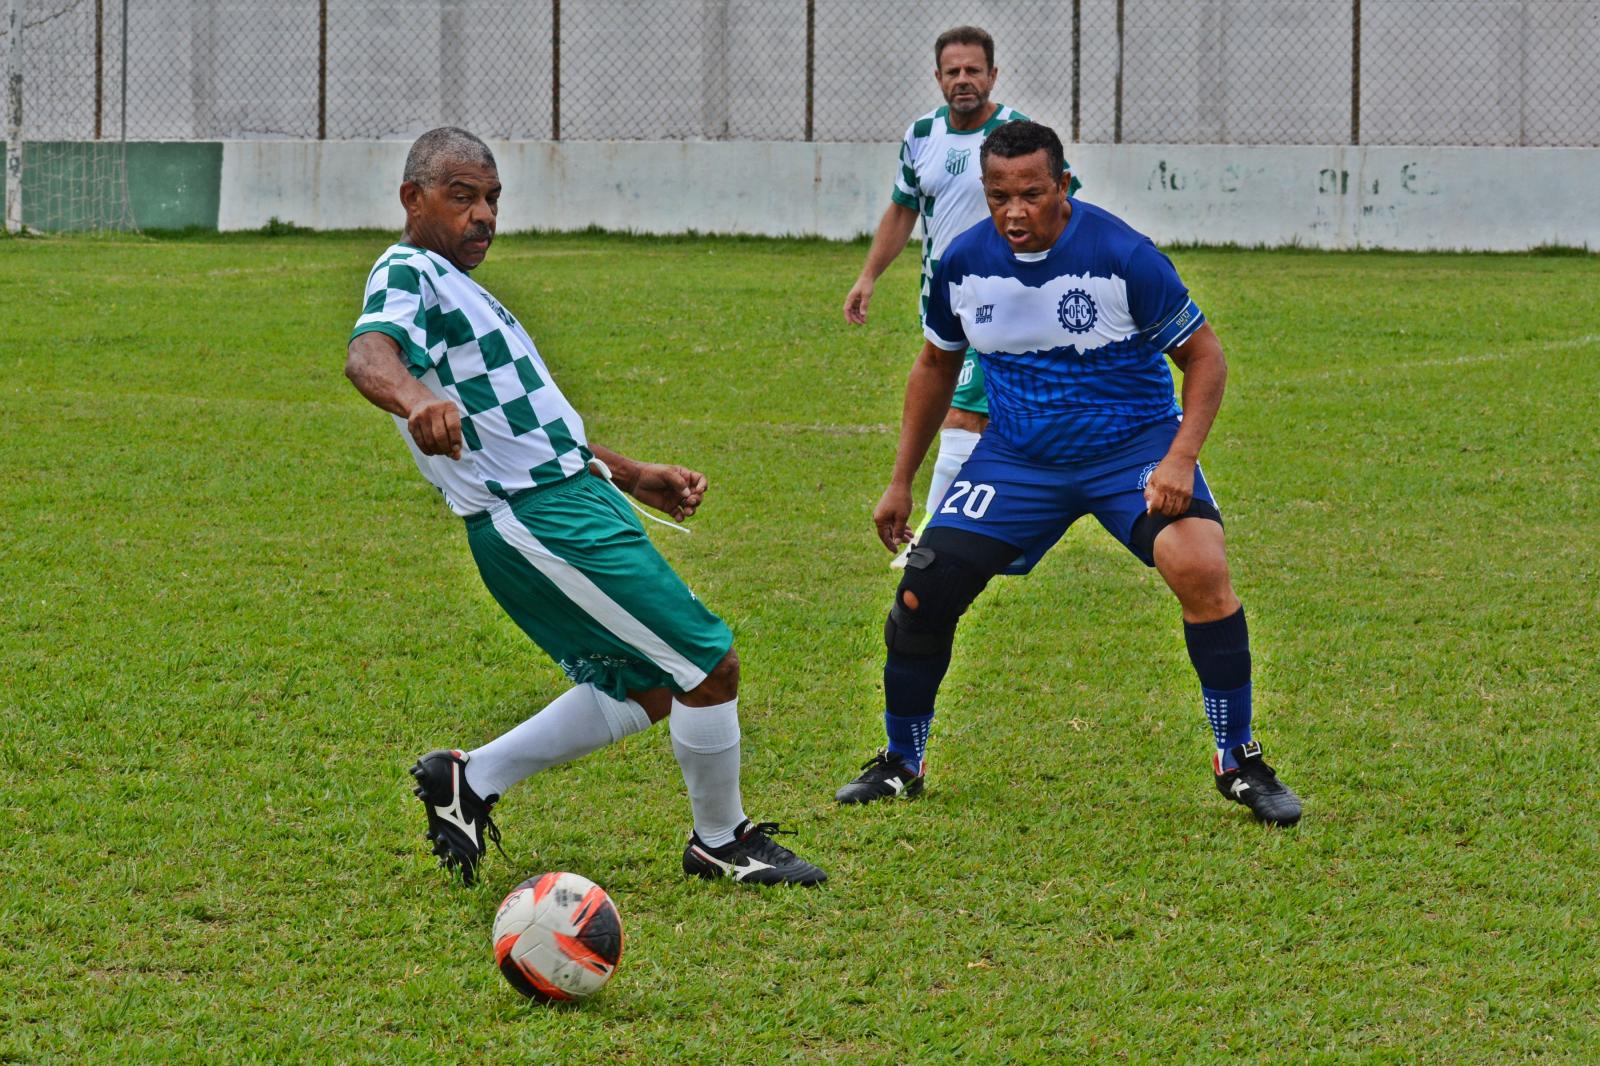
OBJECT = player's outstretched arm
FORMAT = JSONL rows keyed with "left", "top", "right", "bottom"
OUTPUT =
{"left": 345, "top": 332, "right": 462, "bottom": 460}
{"left": 1145, "top": 324, "right": 1228, "bottom": 516}
{"left": 589, "top": 443, "right": 707, "bottom": 522}
{"left": 844, "top": 202, "right": 920, "bottom": 325}
{"left": 875, "top": 341, "right": 963, "bottom": 549}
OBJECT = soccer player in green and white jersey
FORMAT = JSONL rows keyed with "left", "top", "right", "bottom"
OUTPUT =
{"left": 345, "top": 128, "right": 825, "bottom": 888}
{"left": 843, "top": 25, "right": 1079, "bottom": 568}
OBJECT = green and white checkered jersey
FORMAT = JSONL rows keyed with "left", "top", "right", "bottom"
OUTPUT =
{"left": 891, "top": 104, "right": 1027, "bottom": 321}
{"left": 350, "top": 243, "right": 592, "bottom": 517}
{"left": 889, "top": 104, "right": 1082, "bottom": 322}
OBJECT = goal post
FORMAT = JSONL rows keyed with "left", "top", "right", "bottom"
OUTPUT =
{"left": 5, "top": 0, "right": 21, "bottom": 234}
{"left": 4, "top": 0, "right": 135, "bottom": 235}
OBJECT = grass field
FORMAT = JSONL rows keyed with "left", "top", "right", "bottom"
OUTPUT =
{"left": 2, "top": 230, "right": 1597, "bottom": 1063}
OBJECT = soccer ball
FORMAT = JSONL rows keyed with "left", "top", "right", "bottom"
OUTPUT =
{"left": 491, "top": 871, "right": 623, "bottom": 1002}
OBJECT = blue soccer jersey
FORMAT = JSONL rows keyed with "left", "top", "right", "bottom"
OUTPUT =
{"left": 923, "top": 200, "right": 1206, "bottom": 464}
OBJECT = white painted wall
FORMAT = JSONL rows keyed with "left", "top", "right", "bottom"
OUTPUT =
{"left": 219, "top": 139, "right": 1599, "bottom": 252}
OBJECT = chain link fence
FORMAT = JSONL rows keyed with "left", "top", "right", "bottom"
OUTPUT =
{"left": 6, "top": 0, "right": 1599, "bottom": 147}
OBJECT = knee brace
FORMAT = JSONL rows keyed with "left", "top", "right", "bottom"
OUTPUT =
{"left": 883, "top": 530, "right": 1015, "bottom": 659}
{"left": 1130, "top": 497, "right": 1223, "bottom": 564}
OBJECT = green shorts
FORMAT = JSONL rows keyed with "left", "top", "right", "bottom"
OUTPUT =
{"left": 951, "top": 349, "right": 988, "bottom": 416}
{"left": 463, "top": 473, "right": 733, "bottom": 700}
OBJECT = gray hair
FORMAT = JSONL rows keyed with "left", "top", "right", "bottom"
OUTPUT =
{"left": 402, "top": 127, "right": 496, "bottom": 188}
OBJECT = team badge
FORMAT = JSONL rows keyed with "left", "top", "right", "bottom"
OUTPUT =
{"left": 478, "top": 289, "right": 517, "bottom": 328}
{"left": 1057, "top": 289, "right": 1096, "bottom": 333}
{"left": 945, "top": 147, "right": 971, "bottom": 176}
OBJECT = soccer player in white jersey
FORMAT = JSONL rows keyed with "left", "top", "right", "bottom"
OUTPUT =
{"left": 843, "top": 26, "right": 1078, "bottom": 567}
{"left": 344, "top": 128, "right": 825, "bottom": 887}
{"left": 834, "top": 121, "right": 1301, "bottom": 827}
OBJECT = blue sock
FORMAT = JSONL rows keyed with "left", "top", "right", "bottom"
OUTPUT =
{"left": 883, "top": 648, "right": 948, "bottom": 774}
{"left": 1184, "top": 607, "right": 1253, "bottom": 772}
{"left": 884, "top": 710, "right": 933, "bottom": 774}
{"left": 1202, "top": 683, "right": 1253, "bottom": 771}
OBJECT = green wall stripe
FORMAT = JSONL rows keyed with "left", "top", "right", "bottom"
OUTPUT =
{"left": 0, "top": 141, "right": 221, "bottom": 231}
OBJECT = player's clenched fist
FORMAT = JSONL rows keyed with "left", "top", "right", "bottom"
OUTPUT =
{"left": 872, "top": 483, "right": 915, "bottom": 552}
{"left": 407, "top": 397, "right": 463, "bottom": 460}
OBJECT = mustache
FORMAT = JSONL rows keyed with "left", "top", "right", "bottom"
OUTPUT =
{"left": 464, "top": 226, "right": 492, "bottom": 241}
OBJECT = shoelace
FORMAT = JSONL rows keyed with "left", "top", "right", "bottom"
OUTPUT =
{"left": 739, "top": 821, "right": 800, "bottom": 862}
{"left": 588, "top": 457, "right": 692, "bottom": 535}
{"left": 859, "top": 750, "right": 914, "bottom": 777}
{"left": 482, "top": 809, "right": 507, "bottom": 860}
{"left": 744, "top": 821, "right": 793, "bottom": 840}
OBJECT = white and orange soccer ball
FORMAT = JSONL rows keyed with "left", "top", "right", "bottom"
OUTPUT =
{"left": 492, "top": 871, "right": 623, "bottom": 1002}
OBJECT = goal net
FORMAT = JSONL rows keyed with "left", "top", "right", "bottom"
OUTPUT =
{"left": 3, "top": 0, "right": 136, "bottom": 234}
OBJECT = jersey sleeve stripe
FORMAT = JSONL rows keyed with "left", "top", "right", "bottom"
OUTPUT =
{"left": 350, "top": 320, "right": 432, "bottom": 373}
{"left": 1145, "top": 299, "right": 1206, "bottom": 352}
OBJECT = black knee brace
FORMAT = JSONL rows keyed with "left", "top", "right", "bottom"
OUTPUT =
{"left": 883, "top": 528, "right": 1018, "bottom": 659}
{"left": 1129, "top": 498, "right": 1224, "bottom": 565}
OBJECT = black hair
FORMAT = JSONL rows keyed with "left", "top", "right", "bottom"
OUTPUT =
{"left": 979, "top": 120, "right": 1065, "bottom": 179}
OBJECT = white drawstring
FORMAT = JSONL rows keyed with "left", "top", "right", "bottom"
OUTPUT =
{"left": 588, "top": 458, "right": 693, "bottom": 535}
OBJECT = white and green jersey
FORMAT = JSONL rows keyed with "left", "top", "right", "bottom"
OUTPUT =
{"left": 351, "top": 243, "right": 591, "bottom": 517}
{"left": 890, "top": 104, "right": 1080, "bottom": 320}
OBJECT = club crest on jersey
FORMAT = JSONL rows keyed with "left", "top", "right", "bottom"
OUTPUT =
{"left": 945, "top": 147, "right": 971, "bottom": 176}
{"left": 1057, "top": 289, "right": 1097, "bottom": 333}
{"left": 478, "top": 289, "right": 517, "bottom": 328}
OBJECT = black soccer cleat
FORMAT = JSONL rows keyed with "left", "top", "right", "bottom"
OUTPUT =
{"left": 834, "top": 749, "right": 924, "bottom": 805}
{"left": 1214, "top": 741, "right": 1302, "bottom": 826}
{"left": 409, "top": 748, "right": 503, "bottom": 886}
{"left": 682, "top": 820, "right": 828, "bottom": 886}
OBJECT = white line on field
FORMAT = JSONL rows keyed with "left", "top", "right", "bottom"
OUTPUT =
{"left": 1290, "top": 334, "right": 1600, "bottom": 382}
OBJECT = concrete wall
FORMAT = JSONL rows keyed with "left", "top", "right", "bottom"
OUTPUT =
{"left": 216, "top": 139, "right": 1599, "bottom": 252}
{"left": 2, "top": 141, "right": 221, "bottom": 231}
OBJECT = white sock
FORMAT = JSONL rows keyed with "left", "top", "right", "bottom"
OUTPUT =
{"left": 464, "top": 684, "right": 651, "bottom": 800}
{"left": 668, "top": 697, "right": 746, "bottom": 848}
{"left": 925, "top": 426, "right": 981, "bottom": 517}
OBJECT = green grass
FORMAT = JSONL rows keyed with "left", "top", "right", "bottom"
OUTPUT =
{"left": 2, "top": 231, "right": 1597, "bottom": 1063}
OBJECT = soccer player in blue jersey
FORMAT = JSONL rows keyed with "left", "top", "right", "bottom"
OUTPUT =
{"left": 843, "top": 26, "right": 1078, "bottom": 570}
{"left": 834, "top": 121, "right": 1301, "bottom": 826}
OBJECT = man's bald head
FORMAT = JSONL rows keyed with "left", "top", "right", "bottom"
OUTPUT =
{"left": 402, "top": 127, "right": 497, "bottom": 190}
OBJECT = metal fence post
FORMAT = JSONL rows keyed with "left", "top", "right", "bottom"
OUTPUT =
{"left": 1071, "top": 0, "right": 1081, "bottom": 142}
{"left": 317, "top": 0, "right": 327, "bottom": 139}
{"left": 5, "top": 0, "right": 22, "bottom": 233}
{"left": 1350, "top": 0, "right": 1361, "bottom": 144}
{"left": 95, "top": 0, "right": 103, "bottom": 139}
{"left": 1114, "top": 0, "right": 1125, "bottom": 144}
{"left": 119, "top": 0, "right": 127, "bottom": 140}
{"left": 804, "top": 0, "right": 814, "bottom": 142}
{"left": 551, "top": 0, "right": 560, "bottom": 140}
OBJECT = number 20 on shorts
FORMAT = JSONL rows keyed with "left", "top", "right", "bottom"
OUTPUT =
{"left": 940, "top": 481, "right": 996, "bottom": 519}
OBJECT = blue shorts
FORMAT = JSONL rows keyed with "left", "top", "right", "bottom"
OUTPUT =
{"left": 924, "top": 419, "right": 1217, "bottom": 573}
